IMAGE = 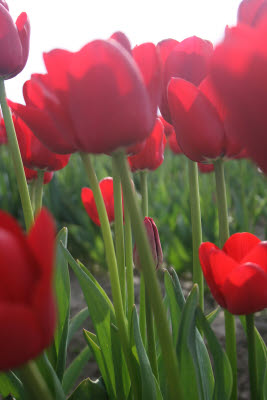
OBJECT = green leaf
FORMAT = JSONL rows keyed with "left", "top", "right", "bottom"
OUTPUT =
{"left": 61, "top": 244, "right": 130, "bottom": 400}
{"left": 240, "top": 316, "right": 267, "bottom": 400}
{"left": 54, "top": 228, "right": 71, "bottom": 381}
{"left": 0, "top": 371, "right": 25, "bottom": 399}
{"left": 35, "top": 354, "right": 66, "bottom": 400}
{"left": 206, "top": 307, "right": 221, "bottom": 325}
{"left": 177, "top": 285, "right": 213, "bottom": 400}
{"left": 132, "top": 306, "right": 162, "bottom": 400}
{"left": 62, "top": 346, "right": 92, "bottom": 395}
{"left": 68, "top": 307, "right": 89, "bottom": 345}
{"left": 197, "top": 307, "right": 232, "bottom": 400}
{"left": 68, "top": 378, "right": 108, "bottom": 399}
{"left": 164, "top": 270, "right": 183, "bottom": 345}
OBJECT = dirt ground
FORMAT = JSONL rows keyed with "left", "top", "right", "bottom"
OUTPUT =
{"left": 68, "top": 269, "right": 267, "bottom": 399}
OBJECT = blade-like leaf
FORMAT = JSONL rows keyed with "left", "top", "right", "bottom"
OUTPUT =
{"left": 68, "top": 378, "right": 108, "bottom": 400}
{"left": 0, "top": 371, "right": 25, "bottom": 399}
{"left": 68, "top": 307, "right": 89, "bottom": 345}
{"left": 35, "top": 354, "right": 66, "bottom": 400}
{"left": 62, "top": 346, "right": 92, "bottom": 395}
{"left": 206, "top": 308, "right": 221, "bottom": 325}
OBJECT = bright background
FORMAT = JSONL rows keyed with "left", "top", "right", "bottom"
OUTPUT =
{"left": 6, "top": 0, "right": 241, "bottom": 102}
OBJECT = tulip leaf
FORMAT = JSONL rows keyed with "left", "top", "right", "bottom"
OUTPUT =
{"left": 61, "top": 244, "right": 130, "bottom": 400}
{"left": 35, "top": 354, "right": 66, "bottom": 400}
{"left": 67, "top": 377, "right": 108, "bottom": 399}
{"left": 196, "top": 307, "right": 232, "bottom": 400}
{"left": 68, "top": 307, "right": 90, "bottom": 345}
{"left": 62, "top": 346, "right": 92, "bottom": 395}
{"left": 54, "top": 228, "right": 70, "bottom": 381}
{"left": 206, "top": 307, "right": 221, "bottom": 325}
{"left": 177, "top": 285, "right": 213, "bottom": 400}
{"left": 164, "top": 270, "right": 183, "bottom": 344}
{"left": 132, "top": 306, "right": 163, "bottom": 400}
{"left": 239, "top": 316, "right": 267, "bottom": 399}
{"left": 0, "top": 371, "right": 26, "bottom": 400}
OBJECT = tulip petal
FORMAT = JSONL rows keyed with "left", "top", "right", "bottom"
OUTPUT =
{"left": 241, "top": 241, "right": 267, "bottom": 272}
{"left": 223, "top": 262, "right": 267, "bottom": 314}
{"left": 223, "top": 232, "right": 261, "bottom": 262}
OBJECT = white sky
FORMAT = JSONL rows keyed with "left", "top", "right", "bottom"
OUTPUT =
{"left": 6, "top": 0, "right": 241, "bottom": 102}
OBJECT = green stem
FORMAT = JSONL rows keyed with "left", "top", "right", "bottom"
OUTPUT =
{"left": 29, "top": 182, "right": 36, "bottom": 215}
{"left": 145, "top": 291, "right": 159, "bottom": 382}
{"left": 80, "top": 153, "right": 140, "bottom": 399}
{"left": 112, "top": 158, "right": 126, "bottom": 311}
{"left": 113, "top": 151, "right": 183, "bottom": 400}
{"left": 34, "top": 170, "right": 45, "bottom": 216}
{"left": 18, "top": 361, "right": 53, "bottom": 400}
{"left": 187, "top": 159, "right": 204, "bottom": 310}
{"left": 125, "top": 204, "right": 134, "bottom": 317}
{"left": 0, "top": 79, "right": 34, "bottom": 231}
{"left": 214, "top": 158, "right": 237, "bottom": 400}
{"left": 246, "top": 314, "right": 258, "bottom": 400}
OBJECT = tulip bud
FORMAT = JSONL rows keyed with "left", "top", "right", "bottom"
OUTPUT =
{"left": 133, "top": 217, "right": 163, "bottom": 270}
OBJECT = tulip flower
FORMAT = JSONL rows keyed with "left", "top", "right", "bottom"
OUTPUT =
{"left": 210, "top": 18, "right": 267, "bottom": 173}
{"left": 24, "top": 166, "right": 53, "bottom": 185}
{"left": 237, "top": 0, "right": 267, "bottom": 26}
{"left": 11, "top": 35, "right": 160, "bottom": 155}
{"left": 0, "top": 1, "right": 30, "bottom": 79}
{"left": 157, "top": 36, "right": 213, "bottom": 123}
{"left": 128, "top": 118, "right": 166, "bottom": 172}
{"left": 0, "top": 208, "right": 56, "bottom": 370}
{"left": 199, "top": 232, "right": 267, "bottom": 314}
{"left": 4, "top": 110, "right": 70, "bottom": 171}
{"left": 81, "top": 178, "right": 121, "bottom": 226}
{"left": 133, "top": 217, "right": 163, "bottom": 270}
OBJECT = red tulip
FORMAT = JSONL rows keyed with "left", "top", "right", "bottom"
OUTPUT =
{"left": 0, "top": 208, "right": 56, "bottom": 370}
{"left": 238, "top": 0, "right": 267, "bottom": 27}
{"left": 110, "top": 31, "right": 132, "bottom": 53}
{"left": 157, "top": 36, "right": 213, "bottom": 123}
{"left": 128, "top": 118, "right": 166, "bottom": 172}
{"left": 0, "top": 1, "right": 30, "bottom": 79}
{"left": 11, "top": 36, "right": 160, "bottom": 155}
{"left": 133, "top": 217, "right": 163, "bottom": 270}
{"left": 5, "top": 110, "right": 70, "bottom": 171}
{"left": 24, "top": 166, "right": 53, "bottom": 185}
{"left": 210, "top": 19, "right": 267, "bottom": 173}
{"left": 81, "top": 178, "right": 121, "bottom": 226}
{"left": 199, "top": 232, "right": 267, "bottom": 314}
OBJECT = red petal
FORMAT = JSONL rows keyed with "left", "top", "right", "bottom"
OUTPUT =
{"left": 241, "top": 241, "right": 267, "bottom": 272}
{"left": 81, "top": 187, "right": 100, "bottom": 226}
{"left": 168, "top": 78, "right": 225, "bottom": 162}
{"left": 110, "top": 31, "right": 132, "bottom": 54}
{"left": 15, "top": 12, "right": 30, "bottom": 73}
{"left": 223, "top": 232, "right": 260, "bottom": 262}
{"left": 223, "top": 263, "right": 267, "bottom": 314}
{"left": 238, "top": 0, "right": 267, "bottom": 27}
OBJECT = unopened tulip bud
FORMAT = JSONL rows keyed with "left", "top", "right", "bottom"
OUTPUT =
{"left": 133, "top": 217, "right": 163, "bottom": 270}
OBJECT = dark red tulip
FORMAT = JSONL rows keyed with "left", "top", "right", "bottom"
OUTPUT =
{"left": 0, "top": 2, "right": 30, "bottom": 79}
{"left": 133, "top": 217, "right": 163, "bottom": 270}
{"left": 128, "top": 118, "right": 166, "bottom": 172}
{"left": 6, "top": 109, "right": 70, "bottom": 171}
{"left": 210, "top": 19, "right": 267, "bottom": 173}
{"left": 199, "top": 232, "right": 267, "bottom": 314}
{"left": 0, "top": 208, "right": 56, "bottom": 370}
{"left": 198, "top": 163, "right": 214, "bottom": 173}
{"left": 24, "top": 167, "right": 53, "bottom": 185}
{"left": 158, "top": 36, "right": 213, "bottom": 123}
{"left": 81, "top": 178, "right": 121, "bottom": 226}
{"left": 238, "top": 0, "right": 267, "bottom": 26}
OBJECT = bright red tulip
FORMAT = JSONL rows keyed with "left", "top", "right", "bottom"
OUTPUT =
{"left": 0, "top": 1, "right": 30, "bottom": 79}
{"left": 5, "top": 110, "right": 70, "bottom": 171}
{"left": 81, "top": 178, "right": 121, "bottom": 226}
{"left": 157, "top": 36, "right": 213, "bottom": 123}
{"left": 0, "top": 208, "right": 56, "bottom": 370}
{"left": 24, "top": 166, "right": 53, "bottom": 185}
{"left": 210, "top": 19, "right": 267, "bottom": 173}
{"left": 128, "top": 118, "right": 166, "bottom": 172}
{"left": 133, "top": 217, "right": 163, "bottom": 270}
{"left": 199, "top": 232, "right": 267, "bottom": 314}
{"left": 238, "top": 0, "right": 267, "bottom": 26}
{"left": 11, "top": 36, "right": 160, "bottom": 155}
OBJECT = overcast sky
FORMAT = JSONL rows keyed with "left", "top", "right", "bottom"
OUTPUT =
{"left": 6, "top": 0, "right": 241, "bottom": 102}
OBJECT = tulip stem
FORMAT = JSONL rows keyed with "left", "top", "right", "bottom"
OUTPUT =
{"left": 0, "top": 79, "right": 34, "bottom": 231}
{"left": 112, "top": 158, "right": 126, "bottom": 311}
{"left": 34, "top": 170, "right": 44, "bottom": 217}
{"left": 18, "top": 360, "right": 53, "bottom": 400}
{"left": 80, "top": 152, "right": 140, "bottom": 399}
{"left": 246, "top": 313, "right": 258, "bottom": 400}
{"left": 139, "top": 171, "right": 149, "bottom": 344}
{"left": 214, "top": 158, "right": 237, "bottom": 400}
{"left": 29, "top": 182, "right": 36, "bottom": 215}
{"left": 187, "top": 159, "right": 204, "bottom": 310}
{"left": 125, "top": 204, "right": 135, "bottom": 317}
{"left": 113, "top": 150, "right": 184, "bottom": 400}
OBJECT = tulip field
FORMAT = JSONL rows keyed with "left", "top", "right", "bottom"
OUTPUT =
{"left": 1, "top": 0, "right": 267, "bottom": 399}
